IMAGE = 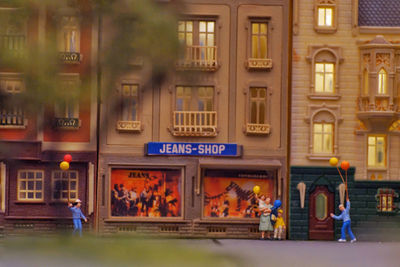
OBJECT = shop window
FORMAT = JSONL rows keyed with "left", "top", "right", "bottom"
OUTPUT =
{"left": 245, "top": 87, "right": 270, "bottom": 135}
{"left": 0, "top": 74, "right": 26, "bottom": 128}
{"left": 314, "top": 0, "right": 337, "bottom": 33}
{"left": 116, "top": 84, "right": 141, "bottom": 132}
{"left": 58, "top": 16, "right": 81, "bottom": 63}
{"left": 54, "top": 75, "right": 80, "bottom": 129}
{"left": 202, "top": 169, "right": 274, "bottom": 219}
{"left": 17, "top": 170, "right": 44, "bottom": 202}
{"left": 52, "top": 170, "right": 78, "bottom": 202}
{"left": 367, "top": 135, "right": 386, "bottom": 168}
{"left": 246, "top": 20, "right": 271, "bottom": 70}
{"left": 172, "top": 86, "right": 217, "bottom": 136}
{"left": 177, "top": 19, "right": 217, "bottom": 70}
{"left": 0, "top": 9, "right": 26, "bottom": 56}
{"left": 375, "top": 188, "right": 398, "bottom": 213}
{"left": 307, "top": 46, "right": 342, "bottom": 99}
{"left": 378, "top": 68, "right": 387, "bottom": 95}
{"left": 110, "top": 169, "right": 183, "bottom": 218}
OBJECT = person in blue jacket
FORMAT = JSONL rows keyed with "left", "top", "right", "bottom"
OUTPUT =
{"left": 68, "top": 199, "right": 87, "bottom": 237}
{"left": 330, "top": 197, "right": 356, "bottom": 243}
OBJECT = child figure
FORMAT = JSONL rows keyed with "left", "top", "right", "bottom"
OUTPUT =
{"left": 68, "top": 199, "right": 87, "bottom": 237}
{"left": 330, "top": 197, "right": 356, "bottom": 243}
{"left": 256, "top": 195, "right": 273, "bottom": 240}
{"left": 273, "top": 209, "right": 286, "bottom": 240}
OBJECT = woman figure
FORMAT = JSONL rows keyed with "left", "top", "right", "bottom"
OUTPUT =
{"left": 256, "top": 195, "right": 273, "bottom": 240}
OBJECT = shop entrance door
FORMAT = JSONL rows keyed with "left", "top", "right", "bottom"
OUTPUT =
{"left": 309, "top": 186, "right": 334, "bottom": 240}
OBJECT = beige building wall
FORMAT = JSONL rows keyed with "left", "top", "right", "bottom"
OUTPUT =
{"left": 292, "top": 0, "right": 400, "bottom": 180}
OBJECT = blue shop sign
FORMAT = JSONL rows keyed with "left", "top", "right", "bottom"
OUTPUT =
{"left": 146, "top": 142, "right": 241, "bottom": 157}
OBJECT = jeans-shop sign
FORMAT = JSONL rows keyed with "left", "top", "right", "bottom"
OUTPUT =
{"left": 146, "top": 142, "right": 241, "bottom": 157}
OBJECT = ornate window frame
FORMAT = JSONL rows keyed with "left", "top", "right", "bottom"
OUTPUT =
{"left": 307, "top": 45, "right": 344, "bottom": 100}
{"left": 305, "top": 104, "right": 342, "bottom": 160}
{"left": 375, "top": 188, "right": 398, "bottom": 213}
{"left": 314, "top": 0, "right": 338, "bottom": 33}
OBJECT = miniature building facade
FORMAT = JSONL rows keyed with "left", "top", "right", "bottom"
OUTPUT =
{"left": 0, "top": 1, "right": 98, "bottom": 235}
{"left": 290, "top": 0, "right": 400, "bottom": 241}
{"left": 97, "top": 0, "right": 290, "bottom": 238}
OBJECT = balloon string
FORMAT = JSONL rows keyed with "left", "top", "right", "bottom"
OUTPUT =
{"left": 336, "top": 166, "right": 345, "bottom": 184}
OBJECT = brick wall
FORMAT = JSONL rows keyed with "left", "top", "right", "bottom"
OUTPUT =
{"left": 290, "top": 166, "right": 400, "bottom": 241}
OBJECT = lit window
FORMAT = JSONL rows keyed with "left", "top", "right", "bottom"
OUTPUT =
{"left": 368, "top": 135, "right": 386, "bottom": 168}
{"left": 313, "top": 123, "right": 333, "bottom": 154}
{"left": 52, "top": 171, "right": 78, "bottom": 201}
{"left": 176, "top": 86, "right": 214, "bottom": 111}
{"left": 317, "top": 7, "right": 333, "bottom": 27}
{"left": 18, "top": 170, "right": 44, "bottom": 201}
{"left": 378, "top": 68, "right": 387, "bottom": 94}
{"left": 249, "top": 87, "right": 267, "bottom": 124}
{"left": 251, "top": 22, "right": 268, "bottom": 59}
{"left": 376, "top": 189, "right": 398, "bottom": 212}
{"left": 177, "top": 20, "right": 216, "bottom": 67}
{"left": 315, "top": 63, "right": 334, "bottom": 93}
{"left": 121, "top": 84, "right": 139, "bottom": 121}
{"left": 58, "top": 16, "right": 80, "bottom": 53}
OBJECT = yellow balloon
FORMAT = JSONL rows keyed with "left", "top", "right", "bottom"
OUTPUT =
{"left": 329, "top": 157, "right": 338, "bottom": 166}
{"left": 60, "top": 161, "right": 70, "bottom": 171}
{"left": 253, "top": 185, "right": 260, "bottom": 194}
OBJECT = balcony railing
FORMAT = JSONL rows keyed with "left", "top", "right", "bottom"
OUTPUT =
{"left": 172, "top": 111, "right": 217, "bottom": 137}
{"left": 59, "top": 52, "right": 81, "bottom": 64}
{"left": 246, "top": 58, "right": 273, "bottom": 70}
{"left": 116, "top": 120, "right": 141, "bottom": 132}
{"left": 357, "top": 96, "right": 397, "bottom": 112}
{"left": 176, "top": 46, "right": 218, "bottom": 71}
{"left": 0, "top": 106, "right": 25, "bottom": 127}
{"left": 0, "top": 34, "right": 25, "bottom": 57}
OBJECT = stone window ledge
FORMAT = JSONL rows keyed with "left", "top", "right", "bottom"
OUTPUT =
{"left": 308, "top": 94, "right": 341, "bottom": 100}
{"left": 307, "top": 154, "right": 339, "bottom": 161}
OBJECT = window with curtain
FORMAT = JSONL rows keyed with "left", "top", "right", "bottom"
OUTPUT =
{"left": 121, "top": 84, "right": 139, "bottom": 121}
{"left": 176, "top": 86, "right": 214, "bottom": 111}
{"left": 315, "top": 63, "right": 334, "bottom": 93}
{"left": 250, "top": 22, "right": 268, "bottom": 59}
{"left": 313, "top": 123, "right": 334, "bottom": 154}
{"left": 249, "top": 87, "right": 267, "bottom": 124}
{"left": 58, "top": 16, "right": 80, "bottom": 53}
{"left": 368, "top": 135, "right": 386, "bottom": 168}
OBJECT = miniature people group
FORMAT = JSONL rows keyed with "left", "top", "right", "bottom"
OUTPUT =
{"left": 255, "top": 194, "right": 285, "bottom": 240}
{"left": 111, "top": 181, "right": 178, "bottom": 217}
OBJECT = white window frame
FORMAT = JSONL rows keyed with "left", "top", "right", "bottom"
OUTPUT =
{"left": 51, "top": 170, "right": 79, "bottom": 202}
{"left": 17, "top": 170, "right": 44, "bottom": 202}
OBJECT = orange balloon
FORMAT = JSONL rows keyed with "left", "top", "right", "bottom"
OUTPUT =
{"left": 341, "top": 161, "right": 350, "bottom": 171}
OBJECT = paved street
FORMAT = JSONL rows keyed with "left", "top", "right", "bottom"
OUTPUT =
{"left": 1, "top": 238, "right": 400, "bottom": 267}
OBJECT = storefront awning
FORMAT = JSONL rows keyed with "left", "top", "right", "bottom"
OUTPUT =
{"left": 198, "top": 158, "right": 282, "bottom": 169}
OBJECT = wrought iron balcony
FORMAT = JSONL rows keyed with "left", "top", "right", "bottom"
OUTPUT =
{"left": 356, "top": 96, "right": 399, "bottom": 131}
{"left": 176, "top": 45, "right": 218, "bottom": 71}
{"left": 0, "top": 106, "right": 25, "bottom": 127}
{"left": 172, "top": 111, "right": 217, "bottom": 137}
{"left": 0, "top": 34, "right": 25, "bottom": 57}
{"left": 54, "top": 118, "right": 80, "bottom": 130}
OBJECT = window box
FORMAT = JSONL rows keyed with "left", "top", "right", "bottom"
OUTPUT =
{"left": 59, "top": 52, "right": 82, "bottom": 64}
{"left": 245, "top": 123, "right": 270, "bottom": 135}
{"left": 54, "top": 118, "right": 81, "bottom": 130}
{"left": 116, "top": 120, "right": 141, "bottom": 132}
{"left": 246, "top": 58, "right": 272, "bottom": 70}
